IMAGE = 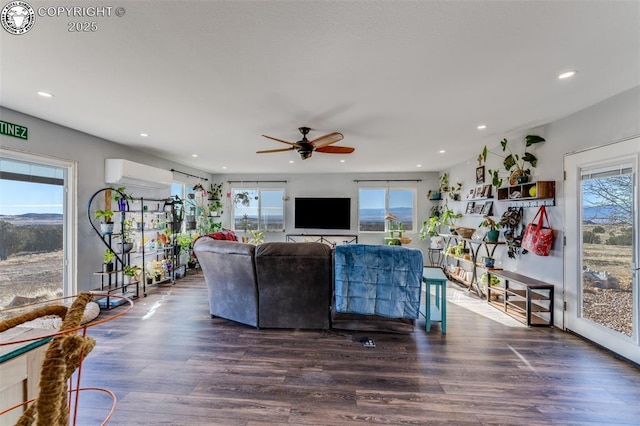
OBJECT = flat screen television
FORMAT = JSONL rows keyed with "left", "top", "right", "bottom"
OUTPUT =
{"left": 294, "top": 197, "right": 351, "bottom": 230}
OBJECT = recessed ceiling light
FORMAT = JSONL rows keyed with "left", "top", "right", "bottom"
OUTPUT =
{"left": 37, "top": 91, "right": 53, "bottom": 98}
{"left": 222, "top": 166, "right": 227, "bottom": 170}
{"left": 140, "top": 133, "right": 149, "bottom": 137}
{"left": 289, "top": 160, "right": 294, "bottom": 164}
{"left": 340, "top": 159, "right": 345, "bottom": 163}
{"left": 416, "top": 164, "right": 422, "bottom": 168}
{"left": 191, "top": 154, "right": 198, "bottom": 158}
{"left": 558, "top": 70, "right": 576, "bottom": 79}
{"left": 439, "top": 150, "right": 446, "bottom": 154}
{"left": 477, "top": 124, "right": 487, "bottom": 130}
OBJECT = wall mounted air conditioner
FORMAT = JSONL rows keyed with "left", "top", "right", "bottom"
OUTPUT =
{"left": 105, "top": 159, "right": 172, "bottom": 189}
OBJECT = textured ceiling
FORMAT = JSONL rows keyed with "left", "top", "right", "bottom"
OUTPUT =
{"left": 1, "top": 0, "right": 638, "bottom": 174}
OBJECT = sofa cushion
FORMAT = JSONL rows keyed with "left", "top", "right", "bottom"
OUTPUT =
{"left": 255, "top": 242, "right": 333, "bottom": 329}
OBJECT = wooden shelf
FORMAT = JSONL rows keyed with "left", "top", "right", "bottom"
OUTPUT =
{"left": 486, "top": 270, "right": 554, "bottom": 327}
{"left": 488, "top": 300, "right": 551, "bottom": 325}
{"left": 496, "top": 180, "right": 555, "bottom": 207}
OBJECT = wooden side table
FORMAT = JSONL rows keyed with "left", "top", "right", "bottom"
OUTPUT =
{"left": 422, "top": 267, "right": 447, "bottom": 333}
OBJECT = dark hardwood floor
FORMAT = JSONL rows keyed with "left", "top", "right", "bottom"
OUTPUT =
{"left": 75, "top": 273, "right": 640, "bottom": 425}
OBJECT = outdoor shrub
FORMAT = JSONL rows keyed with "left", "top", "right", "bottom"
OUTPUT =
{"left": 582, "top": 231, "right": 601, "bottom": 244}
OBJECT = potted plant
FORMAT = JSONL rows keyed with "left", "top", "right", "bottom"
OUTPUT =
{"left": 448, "top": 181, "right": 462, "bottom": 201}
{"left": 208, "top": 182, "right": 223, "bottom": 201}
{"left": 111, "top": 186, "right": 133, "bottom": 211}
{"left": 94, "top": 209, "right": 114, "bottom": 235}
{"left": 440, "top": 205, "right": 463, "bottom": 233}
{"left": 175, "top": 232, "right": 194, "bottom": 263}
{"left": 481, "top": 135, "right": 546, "bottom": 187}
{"left": 187, "top": 255, "right": 198, "bottom": 270}
{"left": 478, "top": 215, "right": 501, "bottom": 242}
{"left": 123, "top": 264, "right": 142, "bottom": 284}
{"left": 480, "top": 272, "right": 501, "bottom": 288}
{"left": 439, "top": 172, "right": 449, "bottom": 193}
{"left": 235, "top": 191, "right": 251, "bottom": 207}
{"left": 103, "top": 248, "right": 115, "bottom": 272}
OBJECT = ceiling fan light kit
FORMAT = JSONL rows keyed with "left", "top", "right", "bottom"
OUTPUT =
{"left": 258, "top": 126, "right": 354, "bottom": 160}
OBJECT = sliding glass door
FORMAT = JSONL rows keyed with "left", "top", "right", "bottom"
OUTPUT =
{"left": 0, "top": 150, "right": 75, "bottom": 309}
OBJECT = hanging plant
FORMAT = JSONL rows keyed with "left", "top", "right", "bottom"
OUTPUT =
{"left": 208, "top": 182, "right": 223, "bottom": 200}
{"left": 235, "top": 191, "right": 251, "bottom": 207}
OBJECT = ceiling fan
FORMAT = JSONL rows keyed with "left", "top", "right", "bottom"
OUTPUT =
{"left": 257, "top": 127, "right": 355, "bottom": 160}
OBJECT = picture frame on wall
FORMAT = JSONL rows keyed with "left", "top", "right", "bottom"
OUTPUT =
{"left": 465, "top": 202, "right": 475, "bottom": 214}
{"left": 482, "top": 184, "right": 492, "bottom": 198}
{"left": 476, "top": 166, "right": 485, "bottom": 184}
{"left": 484, "top": 201, "right": 494, "bottom": 215}
{"left": 473, "top": 186, "right": 483, "bottom": 198}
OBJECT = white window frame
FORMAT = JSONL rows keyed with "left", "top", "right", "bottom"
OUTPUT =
{"left": 231, "top": 187, "right": 285, "bottom": 232}
{"left": 358, "top": 187, "right": 417, "bottom": 233}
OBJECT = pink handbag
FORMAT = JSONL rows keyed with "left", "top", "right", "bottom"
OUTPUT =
{"left": 521, "top": 206, "right": 554, "bottom": 256}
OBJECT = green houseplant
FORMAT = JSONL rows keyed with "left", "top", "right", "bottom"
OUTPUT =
{"left": 94, "top": 209, "right": 114, "bottom": 235}
{"left": 208, "top": 182, "right": 223, "bottom": 200}
{"left": 481, "top": 135, "right": 546, "bottom": 187}
{"left": 102, "top": 248, "right": 115, "bottom": 272}
{"left": 478, "top": 215, "right": 501, "bottom": 243}
{"left": 111, "top": 186, "right": 134, "bottom": 211}
{"left": 123, "top": 264, "right": 142, "bottom": 283}
{"left": 420, "top": 204, "right": 462, "bottom": 238}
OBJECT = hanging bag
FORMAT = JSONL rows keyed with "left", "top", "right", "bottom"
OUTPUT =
{"left": 521, "top": 205, "right": 554, "bottom": 256}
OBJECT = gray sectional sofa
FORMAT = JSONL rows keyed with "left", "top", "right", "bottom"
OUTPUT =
{"left": 193, "top": 238, "right": 333, "bottom": 329}
{"left": 193, "top": 237, "right": 423, "bottom": 333}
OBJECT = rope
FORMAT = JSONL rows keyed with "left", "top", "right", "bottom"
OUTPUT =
{"left": 2, "top": 293, "right": 97, "bottom": 426}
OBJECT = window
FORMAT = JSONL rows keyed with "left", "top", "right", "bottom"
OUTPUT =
{"left": 232, "top": 188, "right": 285, "bottom": 232}
{"left": 358, "top": 188, "right": 416, "bottom": 232}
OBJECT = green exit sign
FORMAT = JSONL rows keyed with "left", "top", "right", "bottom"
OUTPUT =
{"left": 0, "top": 120, "right": 28, "bottom": 140}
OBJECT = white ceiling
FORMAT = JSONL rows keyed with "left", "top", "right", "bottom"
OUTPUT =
{"left": 1, "top": 1, "right": 638, "bottom": 174}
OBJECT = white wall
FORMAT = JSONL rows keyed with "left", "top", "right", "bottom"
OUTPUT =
{"left": 214, "top": 171, "right": 439, "bottom": 248}
{"left": 443, "top": 85, "right": 640, "bottom": 327}
{"left": 0, "top": 107, "right": 212, "bottom": 293}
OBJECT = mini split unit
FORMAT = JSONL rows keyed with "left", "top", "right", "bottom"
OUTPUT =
{"left": 104, "top": 159, "right": 172, "bottom": 189}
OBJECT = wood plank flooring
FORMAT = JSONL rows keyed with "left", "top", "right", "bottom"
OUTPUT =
{"left": 73, "top": 273, "right": 640, "bottom": 425}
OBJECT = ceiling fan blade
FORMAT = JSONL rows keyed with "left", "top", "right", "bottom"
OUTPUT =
{"left": 256, "top": 147, "right": 295, "bottom": 154}
{"left": 262, "top": 134, "right": 301, "bottom": 147}
{"left": 315, "top": 146, "right": 355, "bottom": 154}
{"left": 309, "top": 132, "right": 344, "bottom": 148}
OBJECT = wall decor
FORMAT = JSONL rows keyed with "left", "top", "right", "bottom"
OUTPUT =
{"left": 482, "top": 184, "right": 492, "bottom": 198}
{"left": 476, "top": 166, "right": 485, "bottom": 184}
{"left": 465, "top": 202, "right": 475, "bottom": 214}
{"left": 484, "top": 201, "right": 494, "bottom": 215}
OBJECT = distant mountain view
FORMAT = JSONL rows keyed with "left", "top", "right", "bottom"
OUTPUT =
{"left": 0, "top": 213, "right": 63, "bottom": 226}
{"left": 359, "top": 207, "right": 413, "bottom": 231}
{"left": 583, "top": 205, "right": 622, "bottom": 224}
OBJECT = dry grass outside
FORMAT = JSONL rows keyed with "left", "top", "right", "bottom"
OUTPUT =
{"left": 582, "top": 224, "right": 633, "bottom": 337}
{"left": 0, "top": 250, "right": 63, "bottom": 311}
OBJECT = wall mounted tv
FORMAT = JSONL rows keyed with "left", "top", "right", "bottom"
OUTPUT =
{"left": 294, "top": 197, "right": 351, "bottom": 230}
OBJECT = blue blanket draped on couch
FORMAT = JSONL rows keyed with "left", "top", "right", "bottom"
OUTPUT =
{"left": 334, "top": 244, "right": 423, "bottom": 319}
